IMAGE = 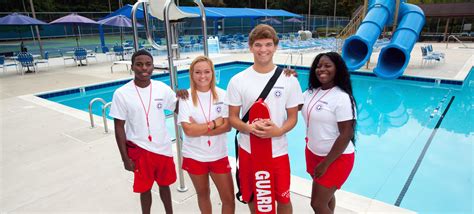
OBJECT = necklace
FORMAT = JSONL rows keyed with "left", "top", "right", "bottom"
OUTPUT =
{"left": 197, "top": 91, "right": 212, "bottom": 146}
{"left": 305, "top": 87, "right": 333, "bottom": 144}
{"left": 134, "top": 82, "right": 153, "bottom": 142}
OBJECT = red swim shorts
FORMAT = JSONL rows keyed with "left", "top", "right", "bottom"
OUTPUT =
{"left": 305, "top": 147, "right": 354, "bottom": 189}
{"left": 126, "top": 141, "right": 177, "bottom": 193}
{"left": 238, "top": 147, "right": 291, "bottom": 204}
{"left": 182, "top": 157, "right": 231, "bottom": 175}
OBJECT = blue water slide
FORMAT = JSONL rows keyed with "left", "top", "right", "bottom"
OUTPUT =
{"left": 342, "top": 0, "right": 425, "bottom": 79}
{"left": 342, "top": 0, "right": 395, "bottom": 71}
{"left": 374, "top": 3, "right": 425, "bottom": 79}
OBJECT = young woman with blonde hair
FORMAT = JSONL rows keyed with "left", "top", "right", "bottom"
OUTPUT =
{"left": 177, "top": 56, "right": 235, "bottom": 214}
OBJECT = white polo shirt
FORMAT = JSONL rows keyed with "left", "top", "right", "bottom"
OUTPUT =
{"left": 109, "top": 80, "right": 177, "bottom": 157}
{"left": 226, "top": 66, "right": 303, "bottom": 158}
{"left": 177, "top": 87, "right": 229, "bottom": 162}
{"left": 301, "top": 86, "right": 356, "bottom": 156}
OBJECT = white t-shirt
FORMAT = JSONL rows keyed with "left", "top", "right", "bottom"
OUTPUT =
{"left": 109, "top": 80, "right": 177, "bottom": 157}
{"left": 301, "top": 86, "right": 356, "bottom": 156}
{"left": 226, "top": 66, "right": 303, "bottom": 157}
{"left": 177, "top": 87, "right": 229, "bottom": 162}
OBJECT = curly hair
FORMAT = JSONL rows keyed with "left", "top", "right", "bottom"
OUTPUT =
{"left": 131, "top": 49, "right": 153, "bottom": 65}
{"left": 308, "top": 52, "right": 357, "bottom": 143}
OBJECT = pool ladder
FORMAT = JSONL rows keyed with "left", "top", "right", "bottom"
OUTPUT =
{"left": 284, "top": 51, "right": 303, "bottom": 70}
{"left": 89, "top": 98, "right": 112, "bottom": 133}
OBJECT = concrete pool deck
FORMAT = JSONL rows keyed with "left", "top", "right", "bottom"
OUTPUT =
{"left": 1, "top": 42, "right": 472, "bottom": 213}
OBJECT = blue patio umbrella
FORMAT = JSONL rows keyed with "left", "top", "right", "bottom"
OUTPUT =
{"left": 50, "top": 13, "right": 98, "bottom": 47}
{"left": 98, "top": 15, "right": 143, "bottom": 51}
{"left": 284, "top": 18, "right": 304, "bottom": 23}
{"left": 0, "top": 13, "right": 47, "bottom": 51}
{"left": 98, "top": 15, "right": 139, "bottom": 28}
{"left": 284, "top": 17, "right": 304, "bottom": 30}
{"left": 260, "top": 18, "right": 282, "bottom": 25}
{"left": 0, "top": 13, "right": 47, "bottom": 25}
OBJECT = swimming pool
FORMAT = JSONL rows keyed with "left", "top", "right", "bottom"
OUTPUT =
{"left": 38, "top": 62, "right": 473, "bottom": 213}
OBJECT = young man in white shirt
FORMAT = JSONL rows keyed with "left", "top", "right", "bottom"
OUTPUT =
{"left": 110, "top": 50, "right": 177, "bottom": 214}
{"left": 226, "top": 24, "right": 303, "bottom": 214}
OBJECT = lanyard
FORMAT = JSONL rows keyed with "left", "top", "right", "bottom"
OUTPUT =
{"left": 197, "top": 91, "right": 212, "bottom": 146}
{"left": 305, "top": 87, "right": 333, "bottom": 144}
{"left": 134, "top": 83, "right": 153, "bottom": 142}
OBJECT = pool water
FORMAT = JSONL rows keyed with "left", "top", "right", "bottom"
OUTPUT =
{"left": 39, "top": 62, "right": 473, "bottom": 213}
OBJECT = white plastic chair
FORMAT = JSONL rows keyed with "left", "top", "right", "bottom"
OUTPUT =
{"left": 0, "top": 55, "right": 18, "bottom": 74}
{"left": 34, "top": 51, "right": 49, "bottom": 68}
{"left": 421, "top": 46, "right": 441, "bottom": 67}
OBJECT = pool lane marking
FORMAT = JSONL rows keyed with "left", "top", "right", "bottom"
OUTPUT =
{"left": 395, "top": 95, "right": 456, "bottom": 206}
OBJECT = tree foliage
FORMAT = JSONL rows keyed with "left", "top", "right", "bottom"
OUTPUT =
{"left": 1, "top": 0, "right": 470, "bottom": 17}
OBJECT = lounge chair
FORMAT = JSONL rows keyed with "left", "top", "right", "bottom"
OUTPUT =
{"left": 421, "top": 46, "right": 441, "bottom": 67}
{"left": 0, "top": 55, "right": 18, "bottom": 74}
{"left": 35, "top": 51, "right": 49, "bottom": 68}
{"left": 86, "top": 46, "right": 98, "bottom": 62}
{"left": 58, "top": 49, "right": 75, "bottom": 65}
{"left": 427, "top": 44, "right": 445, "bottom": 61}
{"left": 73, "top": 48, "right": 89, "bottom": 66}
{"left": 102, "top": 46, "right": 115, "bottom": 61}
{"left": 17, "top": 52, "right": 38, "bottom": 75}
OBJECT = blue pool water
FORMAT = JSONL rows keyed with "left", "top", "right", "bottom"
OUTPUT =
{"left": 38, "top": 62, "right": 473, "bottom": 213}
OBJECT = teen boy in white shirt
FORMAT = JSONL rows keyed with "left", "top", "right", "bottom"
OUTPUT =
{"left": 110, "top": 50, "right": 177, "bottom": 214}
{"left": 226, "top": 24, "right": 303, "bottom": 214}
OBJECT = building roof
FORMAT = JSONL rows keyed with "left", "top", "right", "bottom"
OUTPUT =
{"left": 418, "top": 2, "right": 474, "bottom": 17}
{"left": 179, "top": 7, "right": 302, "bottom": 19}
{"left": 102, "top": 5, "right": 302, "bottom": 20}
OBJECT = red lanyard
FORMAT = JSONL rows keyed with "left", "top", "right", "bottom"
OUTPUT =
{"left": 134, "top": 83, "right": 153, "bottom": 142}
{"left": 197, "top": 91, "right": 212, "bottom": 146}
{"left": 305, "top": 87, "right": 333, "bottom": 144}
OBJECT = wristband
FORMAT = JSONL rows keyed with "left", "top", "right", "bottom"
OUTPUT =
{"left": 207, "top": 122, "right": 212, "bottom": 132}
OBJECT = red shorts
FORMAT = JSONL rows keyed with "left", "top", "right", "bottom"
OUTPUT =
{"left": 182, "top": 157, "right": 231, "bottom": 175}
{"left": 305, "top": 147, "right": 354, "bottom": 189}
{"left": 126, "top": 141, "right": 177, "bottom": 193}
{"left": 238, "top": 147, "right": 291, "bottom": 204}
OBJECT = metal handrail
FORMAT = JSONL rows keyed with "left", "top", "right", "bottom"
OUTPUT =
{"left": 163, "top": 0, "right": 208, "bottom": 193}
{"left": 284, "top": 51, "right": 304, "bottom": 70}
{"left": 283, "top": 52, "right": 292, "bottom": 69}
{"left": 337, "top": 5, "right": 364, "bottom": 39}
{"left": 194, "top": 0, "right": 209, "bottom": 56}
{"left": 446, "top": 35, "right": 469, "bottom": 49}
{"left": 164, "top": 0, "right": 186, "bottom": 193}
{"left": 89, "top": 98, "right": 106, "bottom": 128}
{"left": 131, "top": 0, "right": 144, "bottom": 52}
{"left": 102, "top": 102, "right": 112, "bottom": 133}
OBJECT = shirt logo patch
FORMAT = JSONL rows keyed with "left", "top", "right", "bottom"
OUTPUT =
{"left": 274, "top": 90, "right": 282, "bottom": 98}
{"left": 316, "top": 105, "right": 322, "bottom": 111}
{"left": 157, "top": 102, "right": 163, "bottom": 109}
{"left": 216, "top": 105, "right": 222, "bottom": 113}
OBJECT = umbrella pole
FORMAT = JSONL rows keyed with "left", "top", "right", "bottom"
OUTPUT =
{"left": 30, "top": 26, "right": 37, "bottom": 45}
{"left": 76, "top": 25, "right": 80, "bottom": 47}
{"left": 17, "top": 26, "right": 22, "bottom": 41}
{"left": 28, "top": 0, "right": 44, "bottom": 57}
{"left": 120, "top": 27, "right": 124, "bottom": 60}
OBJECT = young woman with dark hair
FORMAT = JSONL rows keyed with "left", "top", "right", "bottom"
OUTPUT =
{"left": 302, "top": 52, "right": 357, "bottom": 214}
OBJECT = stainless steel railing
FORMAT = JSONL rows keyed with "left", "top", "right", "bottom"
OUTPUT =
{"left": 89, "top": 97, "right": 112, "bottom": 133}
